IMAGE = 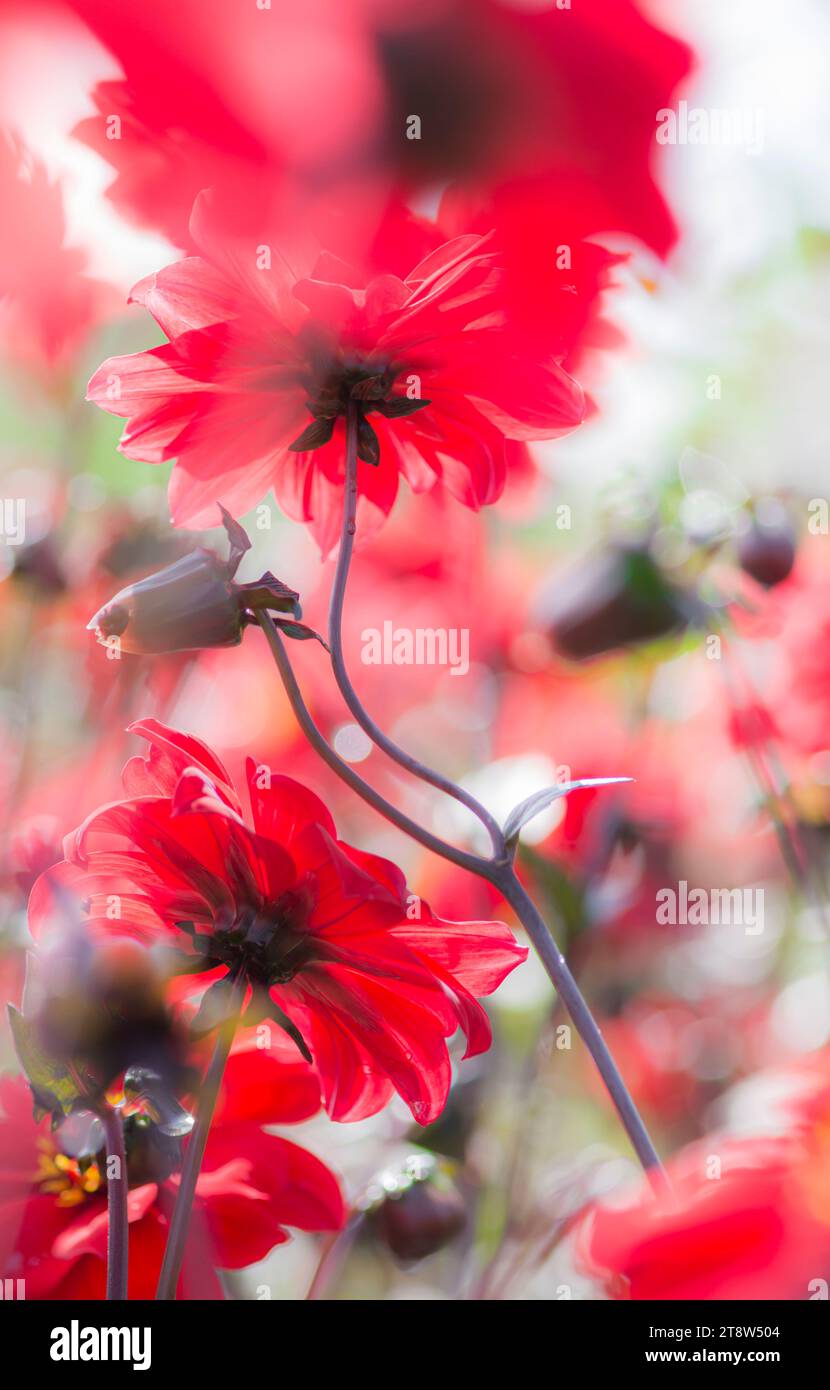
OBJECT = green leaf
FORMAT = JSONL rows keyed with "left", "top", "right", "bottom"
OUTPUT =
{"left": 237, "top": 572, "right": 301, "bottom": 617}
{"left": 189, "top": 975, "right": 240, "bottom": 1037}
{"left": 356, "top": 417, "right": 380, "bottom": 465}
{"left": 218, "top": 504, "right": 252, "bottom": 574}
{"left": 250, "top": 989, "right": 312, "bottom": 1061}
{"left": 7, "top": 1005, "right": 93, "bottom": 1122}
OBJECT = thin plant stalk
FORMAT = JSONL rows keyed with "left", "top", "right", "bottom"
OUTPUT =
{"left": 102, "top": 1105, "right": 129, "bottom": 1301}
{"left": 155, "top": 978, "right": 245, "bottom": 1300}
{"left": 328, "top": 402, "right": 506, "bottom": 857}
{"left": 306, "top": 1212, "right": 367, "bottom": 1301}
{"left": 716, "top": 618, "right": 830, "bottom": 934}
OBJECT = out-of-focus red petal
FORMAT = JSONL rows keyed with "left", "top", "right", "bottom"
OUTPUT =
{"left": 216, "top": 1032, "right": 322, "bottom": 1126}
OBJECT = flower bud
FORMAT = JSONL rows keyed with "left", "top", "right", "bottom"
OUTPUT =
{"left": 366, "top": 1153, "right": 467, "bottom": 1262}
{"left": 9, "top": 901, "right": 189, "bottom": 1122}
{"left": 87, "top": 506, "right": 301, "bottom": 655}
{"left": 737, "top": 508, "right": 796, "bottom": 588}
{"left": 541, "top": 545, "right": 693, "bottom": 661}
{"left": 89, "top": 547, "right": 250, "bottom": 654}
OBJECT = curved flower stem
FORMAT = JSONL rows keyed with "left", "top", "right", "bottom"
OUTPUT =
{"left": 155, "top": 979, "right": 245, "bottom": 1301}
{"left": 490, "top": 867, "right": 665, "bottom": 1181}
{"left": 258, "top": 612, "right": 487, "bottom": 877}
{"left": 258, "top": 613, "right": 667, "bottom": 1186}
{"left": 326, "top": 402, "right": 506, "bottom": 858}
{"left": 102, "top": 1106, "right": 129, "bottom": 1300}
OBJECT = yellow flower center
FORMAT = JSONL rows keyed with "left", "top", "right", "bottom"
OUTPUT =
{"left": 35, "top": 1137, "right": 103, "bottom": 1208}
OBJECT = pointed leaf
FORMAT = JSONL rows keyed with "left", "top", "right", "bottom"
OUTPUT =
{"left": 218, "top": 504, "right": 252, "bottom": 575}
{"left": 372, "top": 396, "right": 431, "bottom": 418}
{"left": 262, "top": 994, "right": 313, "bottom": 1064}
{"left": 288, "top": 416, "right": 336, "bottom": 453}
{"left": 158, "top": 944, "right": 219, "bottom": 976}
{"left": 503, "top": 777, "right": 632, "bottom": 844}
{"left": 350, "top": 374, "right": 388, "bottom": 401}
{"left": 356, "top": 417, "right": 380, "bottom": 465}
{"left": 272, "top": 617, "right": 330, "bottom": 651}
{"left": 189, "top": 974, "right": 240, "bottom": 1037}
{"left": 237, "top": 572, "right": 300, "bottom": 617}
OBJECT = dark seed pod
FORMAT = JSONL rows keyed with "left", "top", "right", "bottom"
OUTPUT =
{"left": 737, "top": 514, "right": 796, "bottom": 588}
{"left": 367, "top": 1154, "right": 467, "bottom": 1262}
{"left": 543, "top": 546, "right": 692, "bottom": 661}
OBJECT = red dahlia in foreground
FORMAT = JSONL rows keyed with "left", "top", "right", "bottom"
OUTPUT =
{"left": 577, "top": 1122, "right": 830, "bottom": 1301}
{"left": 31, "top": 720, "right": 526, "bottom": 1124}
{"left": 87, "top": 191, "right": 586, "bottom": 554}
{"left": 0, "top": 1037, "right": 344, "bottom": 1300}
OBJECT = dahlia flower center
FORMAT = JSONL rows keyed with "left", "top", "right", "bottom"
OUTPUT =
{"left": 35, "top": 1104, "right": 184, "bottom": 1206}
{"left": 218, "top": 898, "right": 314, "bottom": 988}
{"left": 177, "top": 889, "right": 314, "bottom": 993}
{"left": 312, "top": 360, "right": 396, "bottom": 419}
{"left": 289, "top": 354, "right": 430, "bottom": 465}
{"left": 36, "top": 1138, "right": 103, "bottom": 1208}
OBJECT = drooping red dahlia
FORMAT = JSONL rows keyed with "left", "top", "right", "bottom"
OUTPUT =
{"left": 0, "top": 1036, "right": 344, "bottom": 1300}
{"left": 86, "top": 191, "right": 586, "bottom": 554}
{"left": 30, "top": 720, "right": 526, "bottom": 1124}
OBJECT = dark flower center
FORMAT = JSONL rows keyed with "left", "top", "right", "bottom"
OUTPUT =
{"left": 173, "top": 889, "right": 316, "bottom": 1058}
{"left": 209, "top": 899, "right": 315, "bottom": 988}
{"left": 288, "top": 357, "right": 431, "bottom": 466}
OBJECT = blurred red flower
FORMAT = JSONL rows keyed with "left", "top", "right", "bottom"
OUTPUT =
{"left": 87, "top": 193, "right": 587, "bottom": 553}
{"left": 578, "top": 1102, "right": 830, "bottom": 1300}
{"left": 377, "top": 0, "right": 691, "bottom": 253}
{"left": 0, "top": 131, "right": 113, "bottom": 380}
{"left": 31, "top": 720, "right": 526, "bottom": 1124}
{"left": 0, "top": 1036, "right": 344, "bottom": 1299}
{"left": 67, "top": 0, "right": 690, "bottom": 256}
{"left": 68, "top": 0, "right": 382, "bottom": 248}
{"left": 731, "top": 547, "right": 830, "bottom": 760}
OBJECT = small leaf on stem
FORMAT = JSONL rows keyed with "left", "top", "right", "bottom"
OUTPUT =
{"left": 503, "top": 777, "right": 632, "bottom": 846}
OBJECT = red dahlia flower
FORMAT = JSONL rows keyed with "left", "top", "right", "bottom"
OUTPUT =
{"left": 578, "top": 1126, "right": 830, "bottom": 1301}
{"left": 0, "top": 1037, "right": 344, "bottom": 1300}
{"left": 87, "top": 192, "right": 586, "bottom": 554}
{"left": 31, "top": 720, "right": 526, "bottom": 1124}
{"left": 67, "top": 0, "right": 690, "bottom": 257}
{"left": 373, "top": 0, "right": 692, "bottom": 255}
